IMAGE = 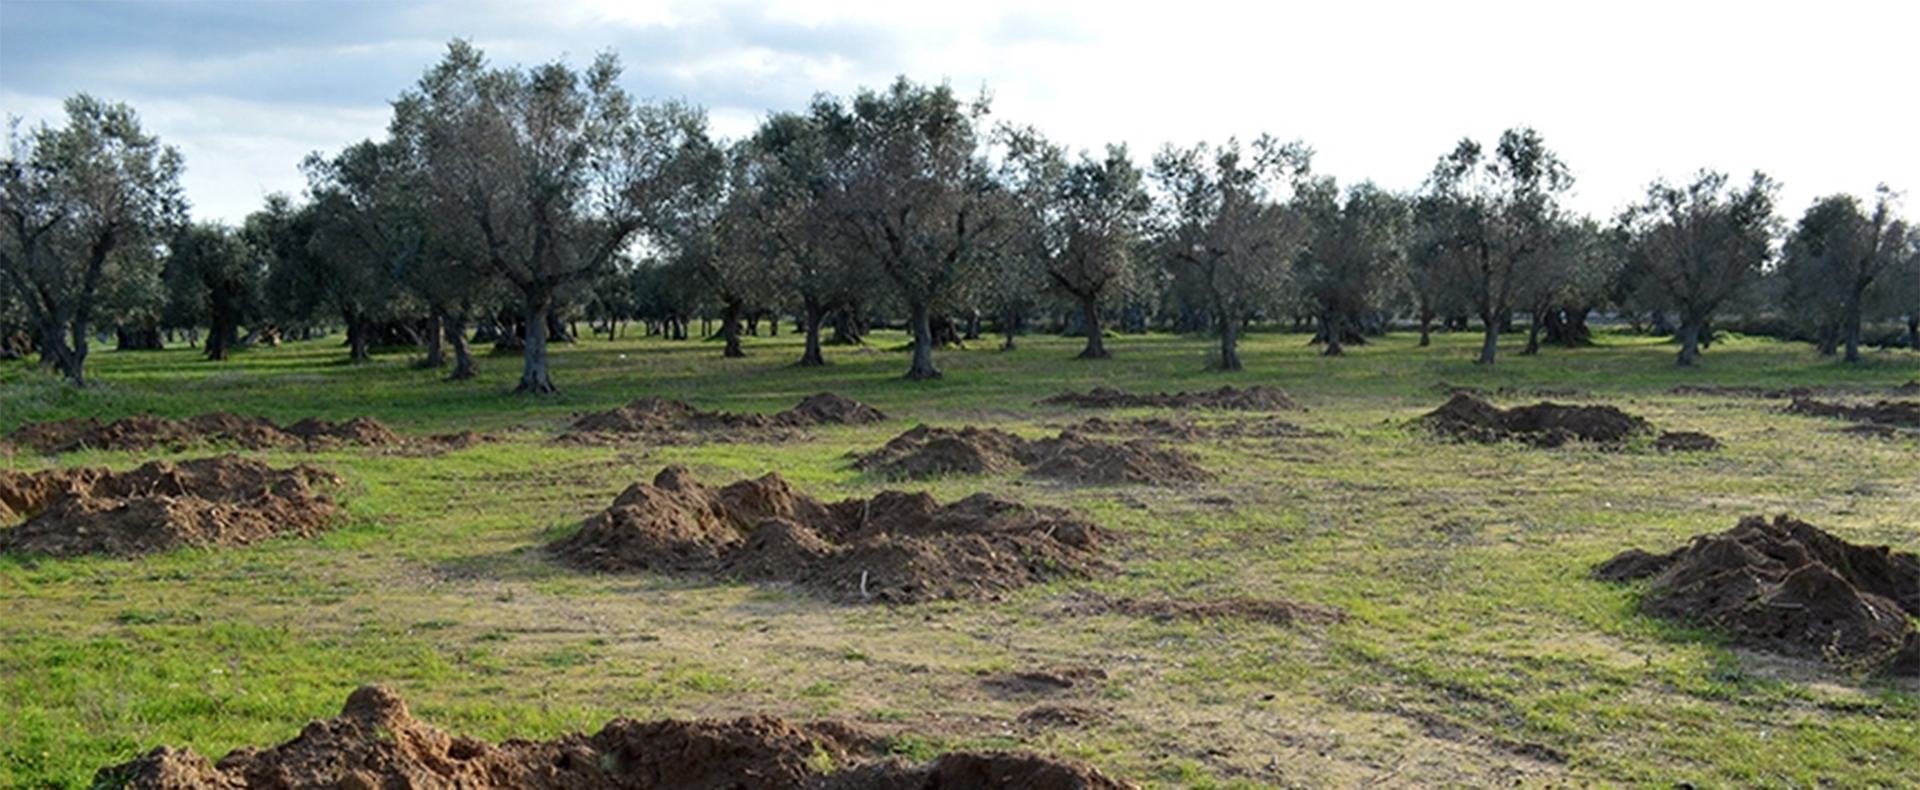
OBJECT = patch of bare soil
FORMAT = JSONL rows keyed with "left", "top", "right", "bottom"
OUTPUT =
{"left": 0, "top": 455, "right": 340, "bottom": 558}
{"left": 855, "top": 425, "right": 1214, "bottom": 485}
{"left": 1042, "top": 385, "right": 1304, "bottom": 411}
{"left": 1420, "top": 393, "right": 1651, "bottom": 447}
{"left": 1785, "top": 398, "right": 1920, "bottom": 429}
{"left": 95, "top": 684, "right": 1135, "bottom": 790}
{"left": 982, "top": 666, "right": 1109, "bottom": 698}
{"left": 1055, "top": 592, "right": 1349, "bottom": 628}
{"left": 549, "top": 466, "right": 1110, "bottom": 603}
{"left": 1594, "top": 515, "right": 1920, "bottom": 675}
{"left": 1062, "top": 416, "right": 1325, "bottom": 441}
{"left": 561, "top": 392, "right": 886, "bottom": 444}
{"left": 1653, "top": 431, "right": 1722, "bottom": 452}
{"left": 1436, "top": 382, "right": 1588, "bottom": 400}
{"left": 6, "top": 413, "right": 428, "bottom": 454}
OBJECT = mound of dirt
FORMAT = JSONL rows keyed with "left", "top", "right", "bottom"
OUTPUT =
{"left": 563, "top": 392, "right": 886, "bottom": 443}
{"left": 550, "top": 466, "right": 1110, "bottom": 603}
{"left": 8, "top": 412, "right": 410, "bottom": 454}
{"left": 1042, "top": 385, "right": 1303, "bottom": 411}
{"left": 1785, "top": 398, "right": 1920, "bottom": 429}
{"left": 1667, "top": 384, "right": 1813, "bottom": 399}
{"left": 1653, "top": 431, "right": 1722, "bottom": 452}
{"left": 855, "top": 425, "right": 1029, "bottom": 478}
{"left": 95, "top": 684, "right": 1134, "bottom": 790}
{"left": 855, "top": 425, "right": 1213, "bottom": 485}
{"left": 1593, "top": 515, "right": 1920, "bottom": 674}
{"left": 1055, "top": 592, "right": 1349, "bottom": 628}
{"left": 0, "top": 455, "right": 340, "bottom": 558}
{"left": 1420, "top": 393, "right": 1651, "bottom": 447}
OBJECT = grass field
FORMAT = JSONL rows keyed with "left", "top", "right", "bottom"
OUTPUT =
{"left": 2, "top": 327, "right": 1917, "bottom": 788}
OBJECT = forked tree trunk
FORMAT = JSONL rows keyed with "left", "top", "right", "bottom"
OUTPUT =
{"left": 1218, "top": 312, "right": 1242, "bottom": 371}
{"left": 1321, "top": 312, "right": 1345, "bottom": 357}
{"left": 447, "top": 314, "right": 477, "bottom": 380}
{"left": 420, "top": 310, "right": 447, "bottom": 369}
{"left": 1077, "top": 296, "right": 1109, "bottom": 359}
{"left": 905, "top": 300, "right": 940, "bottom": 380}
{"left": 798, "top": 302, "right": 827, "bottom": 367}
{"left": 1676, "top": 320, "right": 1703, "bottom": 367}
{"left": 720, "top": 300, "right": 745, "bottom": 358}
{"left": 1475, "top": 310, "right": 1499, "bottom": 365}
{"left": 516, "top": 296, "right": 557, "bottom": 394}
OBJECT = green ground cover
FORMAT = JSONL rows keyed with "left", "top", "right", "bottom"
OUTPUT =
{"left": 2, "top": 328, "right": 1916, "bottom": 788}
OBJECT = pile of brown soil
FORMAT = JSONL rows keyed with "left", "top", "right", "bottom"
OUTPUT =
{"left": 550, "top": 466, "right": 1110, "bottom": 603}
{"left": 1653, "top": 431, "right": 1722, "bottom": 452}
{"left": 563, "top": 392, "right": 886, "bottom": 442}
{"left": 1785, "top": 398, "right": 1920, "bottom": 428}
{"left": 0, "top": 455, "right": 340, "bottom": 557}
{"left": 1055, "top": 592, "right": 1349, "bottom": 628}
{"left": 8, "top": 413, "right": 412, "bottom": 454}
{"left": 854, "top": 425, "right": 1214, "bottom": 485}
{"left": 1420, "top": 393, "right": 1651, "bottom": 447}
{"left": 1594, "top": 515, "right": 1920, "bottom": 675}
{"left": 95, "top": 684, "right": 1135, "bottom": 790}
{"left": 1042, "top": 385, "right": 1303, "bottom": 411}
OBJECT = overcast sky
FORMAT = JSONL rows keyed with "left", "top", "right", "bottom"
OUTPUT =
{"left": 3, "top": 0, "right": 1914, "bottom": 226}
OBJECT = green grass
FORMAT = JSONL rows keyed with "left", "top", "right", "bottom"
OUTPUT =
{"left": 2, "top": 326, "right": 1917, "bottom": 788}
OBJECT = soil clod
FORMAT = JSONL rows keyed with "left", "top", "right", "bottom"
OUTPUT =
{"left": 0, "top": 455, "right": 340, "bottom": 557}
{"left": 550, "top": 466, "right": 1110, "bottom": 603}
{"left": 1420, "top": 393, "right": 1651, "bottom": 447}
{"left": 1785, "top": 398, "right": 1920, "bottom": 429}
{"left": 1653, "top": 431, "right": 1722, "bottom": 452}
{"left": 6, "top": 413, "right": 418, "bottom": 454}
{"left": 94, "top": 684, "right": 1134, "bottom": 790}
{"left": 855, "top": 424, "right": 1213, "bottom": 485}
{"left": 1043, "top": 385, "right": 1303, "bottom": 411}
{"left": 562, "top": 392, "right": 886, "bottom": 443}
{"left": 1595, "top": 515, "right": 1920, "bottom": 675}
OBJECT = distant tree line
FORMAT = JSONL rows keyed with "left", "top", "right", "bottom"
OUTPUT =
{"left": 5, "top": 40, "right": 1916, "bottom": 389}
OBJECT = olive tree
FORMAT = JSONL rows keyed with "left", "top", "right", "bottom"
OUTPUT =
{"left": 1152, "top": 135, "right": 1310, "bottom": 371}
{"left": 0, "top": 95, "right": 184, "bottom": 385}
{"left": 1622, "top": 169, "right": 1779, "bottom": 366}
{"left": 401, "top": 40, "right": 713, "bottom": 393}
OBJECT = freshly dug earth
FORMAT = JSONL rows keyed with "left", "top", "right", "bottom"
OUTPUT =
{"left": 1653, "top": 431, "right": 1722, "bottom": 452}
{"left": 0, "top": 455, "right": 340, "bottom": 557}
{"left": 7, "top": 412, "right": 408, "bottom": 454}
{"left": 550, "top": 466, "right": 1110, "bottom": 603}
{"left": 1785, "top": 398, "right": 1920, "bottom": 429}
{"left": 1420, "top": 393, "right": 1651, "bottom": 447}
{"left": 95, "top": 684, "right": 1136, "bottom": 790}
{"left": 1055, "top": 592, "right": 1349, "bottom": 628}
{"left": 854, "top": 425, "right": 1213, "bottom": 485}
{"left": 1042, "top": 385, "right": 1303, "bottom": 411}
{"left": 563, "top": 392, "right": 886, "bottom": 442}
{"left": 1594, "top": 515, "right": 1920, "bottom": 674}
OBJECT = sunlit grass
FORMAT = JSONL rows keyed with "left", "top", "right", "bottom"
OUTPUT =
{"left": 1, "top": 326, "right": 1916, "bottom": 787}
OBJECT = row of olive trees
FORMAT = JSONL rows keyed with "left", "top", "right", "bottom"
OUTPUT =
{"left": 6, "top": 43, "right": 1915, "bottom": 389}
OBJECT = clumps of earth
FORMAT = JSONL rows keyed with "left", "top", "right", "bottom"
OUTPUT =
{"left": 1061, "top": 416, "right": 1325, "bottom": 441}
{"left": 561, "top": 392, "right": 886, "bottom": 444}
{"left": 1054, "top": 592, "right": 1349, "bottom": 628}
{"left": 0, "top": 455, "right": 339, "bottom": 558}
{"left": 549, "top": 465, "right": 1109, "bottom": 603}
{"left": 1785, "top": 397, "right": 1920, "bottom": 437}
{"left": 1042, "top": 385, "right": 1303, "bottom": 411}
{"left": 6, "top": 412, "right": 481, "bottom": 455}
{"left": 1594, "top": 515, "right": 1920, "bottom": 676}
{"left": 853, "top": 425, "right": 1214, "bottom": 485}
{"left": 1421, "top": 393, "right": 1714, "bottom": 450}
{"left": 94, "top": 684, "right": 1135, "bottom": 790}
